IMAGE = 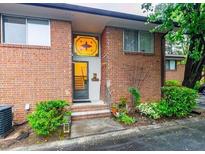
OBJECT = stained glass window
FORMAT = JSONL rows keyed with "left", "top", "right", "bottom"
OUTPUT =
{"left": 74, "top": 35, "right": 99, "bottom": 57}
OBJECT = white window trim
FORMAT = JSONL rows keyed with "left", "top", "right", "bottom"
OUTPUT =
{"left": 1, "top": 14, "right": 51, "bottom": 46}
{"left": 47, "top": 20, "right": 51, "bottom": 46}
{"left": 25, "top": 18, "right": 28, "bottom": 45}
{"left": 138, "top": 30, "right": 141, "bottom": 52}
{"left": 0, "top": 14, "right": 3, "bottom": 44}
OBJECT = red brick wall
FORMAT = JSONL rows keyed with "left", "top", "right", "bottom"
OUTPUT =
{"left": 0, "top": 20, "right": 72, "bottom": 122}
{"left": 166, "top": 64, "right": 185, "bottom": 83}
{"left": 101, "top": 27, "right": 163, "bottom": 106}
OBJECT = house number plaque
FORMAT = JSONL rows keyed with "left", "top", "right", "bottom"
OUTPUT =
{"left": 91, "top": 73, "right": 99, "bottom": 81}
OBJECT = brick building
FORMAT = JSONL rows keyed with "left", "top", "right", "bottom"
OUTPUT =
{"left": 0, "top": 3, "right": 165, "bottom": 122}
{"left": 165, "top": 54, "right": 185, "bottom": 83}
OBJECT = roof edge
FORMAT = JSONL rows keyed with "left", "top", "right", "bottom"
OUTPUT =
{"left": 22, "top": 3, "right": 148, "bottom": 22}
{"left": 165, "top": 54, "right": 186, "bottom": 60}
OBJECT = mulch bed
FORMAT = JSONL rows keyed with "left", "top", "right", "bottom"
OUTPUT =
{"left": 0, "top": 124, "right": 70, "bottom": 150}
{"left": 1, "top": 108, "right": 205, "bottom": 150}
{"left": 118, "top": 108, "right": 205, "bottom": 128}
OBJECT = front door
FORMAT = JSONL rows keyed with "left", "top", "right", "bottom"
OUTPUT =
{"left": 73, "top": 61, "right": 89, "bottom": 100}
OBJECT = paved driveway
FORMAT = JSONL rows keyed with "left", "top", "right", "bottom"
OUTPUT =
{"left": 197, "top": 94, "right": 205, "bottom": 109}
{"left": 41, "top": 119, "right": 205, "bottom": 151}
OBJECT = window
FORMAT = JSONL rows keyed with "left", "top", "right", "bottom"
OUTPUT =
{"left": 123, "top": 29, "right": 154, "bottom": 53}
{"left": 123, "top": 29, "right": 138, "bottom": 51}
{"left": 27, "top": 19, "right": 50, "bottom": 46}
{"left": 3, "top": 16, "right": 26, "bottom": 44}
{"left": 73, "top": 35, "right": 99, "bottom": 57}
{"left": 139, "top": 31, "right": 154, "bottom": 53}
{"left": 2, "top": 15, "right": 50, "bottom": 46}
{"left": 166, "top": 60, "right": 176, "bottom": 70}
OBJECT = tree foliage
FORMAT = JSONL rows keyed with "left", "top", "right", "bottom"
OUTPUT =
{"left": 142, "top": 3, "right": 205, "bottom": 88}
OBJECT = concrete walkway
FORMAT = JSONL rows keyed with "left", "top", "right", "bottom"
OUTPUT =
{"left": 71, "top": 118, "right": 125, "bottom": 138}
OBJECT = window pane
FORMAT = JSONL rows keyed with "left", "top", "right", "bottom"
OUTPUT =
{"left": 169, "top": 60, "right": 176, "bottom": 70}
{"left": 124, "top": 30, "right": 138, "bottom": 51}
{"left": 165, "top": 60, "right": 170, "bottom": 70}
{"left": 27, "top": 19, "right": 50, "bottom": 46}
{"left": 3, "top": 16, "right": 26, "bottom": 44}
{"left": 139, "top": 31, "right": 154, "bottom": 53}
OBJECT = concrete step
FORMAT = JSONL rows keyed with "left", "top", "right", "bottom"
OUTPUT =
{"left": 71, "top": 103, "right": 110, "bottom": 112}
{"left": 71, "top": 109, "right": 111, "bottom": 121}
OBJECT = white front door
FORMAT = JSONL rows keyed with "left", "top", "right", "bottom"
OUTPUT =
{"left": 73, "top": 56, "right": 101, "bottom": 102}
{"left": 72, "top": 34, "right": 101, "bottom": 102}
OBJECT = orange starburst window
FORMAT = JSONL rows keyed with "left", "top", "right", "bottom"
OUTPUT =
{"left": 74, "top": 35, "right": 99, "bottom": 57}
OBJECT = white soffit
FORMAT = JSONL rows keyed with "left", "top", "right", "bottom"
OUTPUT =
{"left": 0, "top": 4, "right": 157, "bottom": 33}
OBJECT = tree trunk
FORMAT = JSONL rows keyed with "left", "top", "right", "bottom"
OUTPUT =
{"left": 182, "top": 59, "right": 204, "bottom": 88}
{"left": 182, "top": 36, "right": 205, "bottom": 88}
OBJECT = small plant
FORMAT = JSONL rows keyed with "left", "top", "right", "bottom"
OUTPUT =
{"left": 27, "top": 100, "right": 70, "bottom": 136}
{"left": 128, "top": 87, "right": 141, "bottom": 106}
{"left": 164, "top": 80, "right": 181, "bottom": 87}
{"left": 118, "top": 97, "right": 127, "bottom": 109}
{"left": 118, "top": 97, "right": 128, "bottom": 113}
{"left": 112, "top": 97, "right": 136, "bottom": 125}
{"left": 117, "top": 112, "right": 136, "bottom": 125}
{"left": 138, "top": 102, "right": 162, "bottom": 119}
{"left": 111, "top": 97, "right": 128, "bottom": 116}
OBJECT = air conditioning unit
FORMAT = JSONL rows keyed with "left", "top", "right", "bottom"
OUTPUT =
{"left": 0, "top": 105, "right": 13, "bottom": 138}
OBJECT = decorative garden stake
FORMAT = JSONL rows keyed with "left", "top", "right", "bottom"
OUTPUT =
{"left": 63, "top": 123, "right": 70, "bottom": 134}
{"left": 63, "top": 113, "right": 72, "bottom": 134}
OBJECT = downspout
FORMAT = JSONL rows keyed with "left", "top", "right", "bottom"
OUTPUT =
{"left": 161, "top": 34, "right": 166, "bottom": 96}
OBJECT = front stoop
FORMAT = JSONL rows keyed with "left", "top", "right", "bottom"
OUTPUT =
{"left": 71, "top": 102, "right": 111, "bottom": 121}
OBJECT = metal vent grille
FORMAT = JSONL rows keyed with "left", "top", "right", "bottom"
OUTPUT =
{"left": 0, "top": 105, "right": 13, "bottom": 138}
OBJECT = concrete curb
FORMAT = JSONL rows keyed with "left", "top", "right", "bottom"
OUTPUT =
{"left": 10, "top": 116, "right": 205, "bottom": 151}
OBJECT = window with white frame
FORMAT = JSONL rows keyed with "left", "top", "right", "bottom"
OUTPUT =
{"left": 123, "top": 29, "right": 154, "bottom": 53}
{"left": 166, "top": 60, "right": 176, "bottom": 71}
{"left": 3, "top": 16, "right": 26, "bottom": 44}
{"left": 2, "top": 15, "right": 50, "bottom": 46}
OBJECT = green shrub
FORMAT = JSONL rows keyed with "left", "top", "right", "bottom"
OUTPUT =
{"left": 128, "top": 87, "right": 141, "bottom": 106}
{"left": 193, "top": 80, "right": 202, "bottom": 91}
{"left": 117, "top": 112, "right": 136, "bottom": 125}
{"left": 138, "top": 86, "right": 198, "bottom": 119}
{"left": 162, "top": 86, "right": 198, "bottom": 117}
{"left": 165, "top": 80, "right": 181, "bottom": 87}
{"left": 156, "top": 100, "right": 171, "bottom": 117}
{"left": 27, "top": 100, "right": 70, "bottom": 136}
